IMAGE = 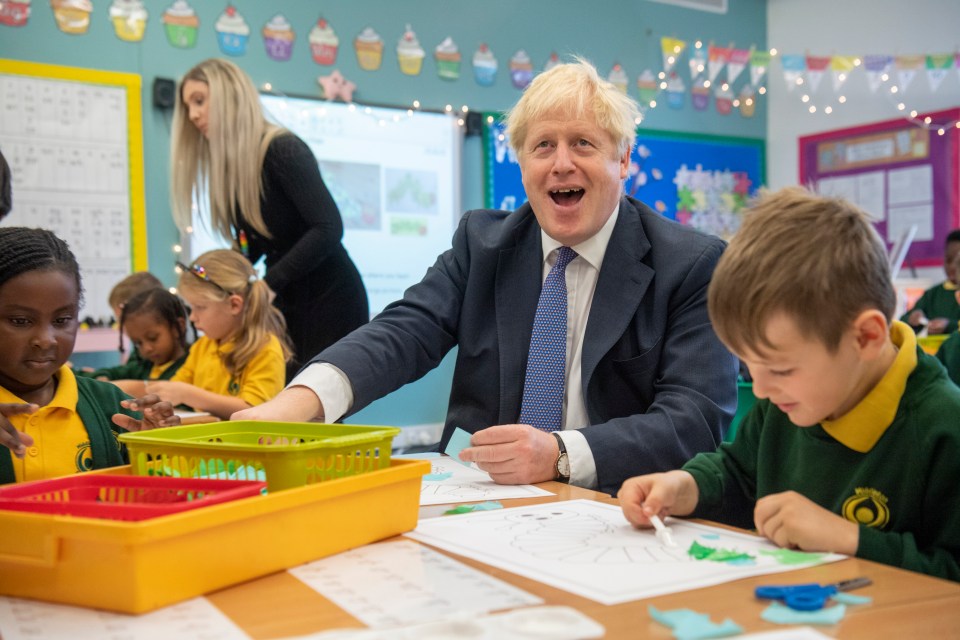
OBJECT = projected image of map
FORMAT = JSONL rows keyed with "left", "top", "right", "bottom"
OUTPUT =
{"left": 385, "top": 168, "right": 438, "bottom": 215}
{"left": 318, "top": 160, "right": 381, "bottom": 230}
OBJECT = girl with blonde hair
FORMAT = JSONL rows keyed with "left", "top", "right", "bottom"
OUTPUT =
{"left": 170, "top": 58, "right": 368, "bottom": 382}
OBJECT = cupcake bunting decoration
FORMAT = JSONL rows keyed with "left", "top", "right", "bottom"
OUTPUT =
{"left": 215, "top": 5, "right": 249, "bottom": 56}
{"left": 318, "top": 69, "right": 356, "bottom": 103}
{"left": 262, "top": 14, "right": 294, "bottom": 61}
{"left": 0, "top": 0, "right": 31, "bottom": 27}
{"left": 309, "top": 17, "right": 338, "bottom": 65}
{"left": 108, "top": 0, "right": 147, "bottom": 42}
{"left": 396, "top": 24, "right": 424, "bottom": 76}
{"left": 714, "top": 84, "right": 733, "bottom": 115}
{"left": 636, "top": 69, "right": 658, "bottom": 106}
{"left": 509, "top": 50, "right": 533, "bottom": 89}
{"left": 665, "top": 72, "right": 685, "bottom": 110}
{"left": 543, "top": 51, "right": 560, "bottom": 73}
{"left": 738, "top": 85, "right": 756, "bottom": 118}
{"left": 607, "top": 63, "right": 628, "bottom": 93}
{"left": 162, "top": 0, "right": 198, "bottom": 48}
{"left": 472, "top": 43, "right": 497, "bottom": 86}
{"left": 691, "top": 78, "right": 710, "bottom": 111}
{"left": 354, "top": 26, "right": 384, "bottom": 71}
{"left": 50, "top": 0, "right": 93, "bottom": 35}
{"left": 434, "top": 36, "right": 461, "bottom": 80}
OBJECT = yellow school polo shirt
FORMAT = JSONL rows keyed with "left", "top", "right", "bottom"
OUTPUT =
{"left": 1, "top": 366, "right": 92, "bottom": 482}
{"left": 171, "top": 334, "right": 285, "bottom": 406}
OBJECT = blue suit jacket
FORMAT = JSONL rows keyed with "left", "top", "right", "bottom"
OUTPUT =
{"left": 315, "top": 196, "right": 738, "bottom": 495}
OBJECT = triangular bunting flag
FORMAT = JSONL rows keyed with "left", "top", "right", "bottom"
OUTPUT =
{"left": 863, "top": 54, "right": 893, "bottom": 93}
{"left": 805, "top": 55, "right": 831, "bottom": 93}
{"left": 749, "top": 49, "right": 770, "bottom": 87}
{"left": 830, "top": 55, "right": 857, "bottom": 93}
{"left": 926, "top": 53, "right": 954, "bottom": 92}
{"left": 781, "top": 54, "right": 806, "bottom": 92}
{"left": 895, "top": 54, "right": 924, "bottom": 93}
{"left": 689, "top": 45, "right": 707, "bottom": 81}
{"left": 726, "top": 48, "right": 751, "bottom": 85}
{"left": 708, "top": 45, "right": 731, "bottom": 83}
{"left": 661, "top": 37, "right": 686, "bottom": 73}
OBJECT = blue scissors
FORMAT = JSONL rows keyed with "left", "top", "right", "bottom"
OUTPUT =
{"left": 755, "top": 576, "right": 872, "bottom": 611}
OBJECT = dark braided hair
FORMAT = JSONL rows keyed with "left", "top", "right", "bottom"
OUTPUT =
{"left": 0, "top": 227, "right": 83, "bottom": 304}
{"left": 120, "top": 287, "right": 190, "bottom": 353}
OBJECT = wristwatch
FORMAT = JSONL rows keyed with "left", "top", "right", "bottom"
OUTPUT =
{"left": 552, "top": 432, "right": 570, "bottom": 483}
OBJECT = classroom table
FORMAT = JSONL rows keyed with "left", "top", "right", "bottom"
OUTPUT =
{"left": 202, "top": 481, "right": 960, "bottom": 639}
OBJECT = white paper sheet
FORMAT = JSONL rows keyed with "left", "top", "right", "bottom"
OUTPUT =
{"left": 0, "top": 596, "right": 249, "bottom": 640}
{"left": 288, "top": 539, "right": 542, "bottom": 628}
{"left": 406, "top": 500, "right": 844, "bottom": 605}
{"left": 419, "top": 456, "right": 553, "bottom": 505}
{"left": 887, "top": 165, "right": 933, "bottom": 206}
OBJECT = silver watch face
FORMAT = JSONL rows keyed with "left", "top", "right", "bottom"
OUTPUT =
{"left": 556, "top": 452, "right": 570, "bottom": 478}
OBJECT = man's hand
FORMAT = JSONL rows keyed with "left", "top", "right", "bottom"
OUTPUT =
{"left": 113, "top": 394, "right": 181, "bottom": 431}
{"left": 754, "top": 490, "right": 859, "bottom": 555}
{"left": 0, "top": 403, "right": 38, "bottom": 458}
{"left": 231, "top": 385, "right": 324, "bottom": 422}
{"left": 618, "top": 470, "right": 699, "bottom": 528}
{"left": 458, "top": 424, "right": 557, "bottom": 485}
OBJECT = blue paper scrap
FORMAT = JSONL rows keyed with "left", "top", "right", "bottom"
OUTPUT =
{"left": 423, "top": 472, "right": 454, "bottom": 481}
{"left": 761, "top": 602, "right": 847, "bottom": 626}
{"left": 444, "top": 427, "right": 473, "bottom": 460}
{"left": 831, "top": 592, "right": 872, "bottom": 605}
{"left": 648, "top": 605, "right": 743, "bottom": 640}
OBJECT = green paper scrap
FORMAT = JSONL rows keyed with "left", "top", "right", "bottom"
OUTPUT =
{"left": 442, "top": 501, "right": 503, "bottom": 516}
{"left": 688, "top": 540, "right": 755, "bottom": 564}
{"left": 423, "top": 472, "right": 454, "bottom": 481}
{"left": 761, "top": 602, "right": 847, "bottom": 626}
{"left": 831, "top": 592, "right": 872, "bottom": 605}
{"left": 648, "top": 605, "right": 743, "bottom": 640}
{"left": 760, "top": 548, "right": 827, "bottom": 565}
{"left": 444, "top": 427, "right": 473, "bottom": 460}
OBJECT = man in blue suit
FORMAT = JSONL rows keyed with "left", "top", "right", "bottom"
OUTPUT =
{"left": 235, "top": 59, "right": 738, "bottom": 496}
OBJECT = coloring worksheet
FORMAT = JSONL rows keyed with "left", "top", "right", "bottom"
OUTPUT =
{"left": 419, "top": 457, "right": 553, "bottom": 506}
{"left": 407, "top": 500, "right": 845, "bottom": 605}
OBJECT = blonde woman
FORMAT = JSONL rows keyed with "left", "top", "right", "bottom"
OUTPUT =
{"left": 170, "top": 58, "right": 368, "bottom": 381}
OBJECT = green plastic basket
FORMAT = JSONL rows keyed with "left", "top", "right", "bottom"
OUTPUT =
{"left": 119, "top": 421, "right": 400, "bottom": 491}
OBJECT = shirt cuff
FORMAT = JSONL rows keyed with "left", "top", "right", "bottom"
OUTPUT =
{"left": 288, "top": 363, "right": 354, "bottom": 423}
{"left": 558, "top": 429, "right": 598, "bottom": 490}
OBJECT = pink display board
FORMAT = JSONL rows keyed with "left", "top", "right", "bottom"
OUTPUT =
{"left": 799, "top": 108, "right": 960, "bottom": 267}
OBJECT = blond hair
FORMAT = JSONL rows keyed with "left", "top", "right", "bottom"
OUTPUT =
{"left": 708, "top": 187, "right": 896, "bottom": 355}
{"left": 505, "top": 57, "right": 640, "bottom": 158}
{"left": 108, "top": 271, "right": 163, "bottom": 310}
{"left": 178, "top": 249, "right": 292, "bottom": 377}
{"left": 170, "top": 58, "right": 286, "bottom": 243}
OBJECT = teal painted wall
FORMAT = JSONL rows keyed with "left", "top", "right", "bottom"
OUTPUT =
{"left": 0, "top": 0, "right": 766, "bottom": 427}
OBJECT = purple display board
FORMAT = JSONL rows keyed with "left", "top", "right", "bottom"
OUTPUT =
{"left": 799, "top": 108, "right": 960, "bottom": 267}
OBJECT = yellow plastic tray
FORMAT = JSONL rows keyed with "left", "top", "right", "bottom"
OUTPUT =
{"left": 0, "top": 459, "right": 429, "bottom": 614}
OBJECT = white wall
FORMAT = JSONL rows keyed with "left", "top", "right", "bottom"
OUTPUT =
{"left": 767, "top": 0, "right": 960, "bottom": 281}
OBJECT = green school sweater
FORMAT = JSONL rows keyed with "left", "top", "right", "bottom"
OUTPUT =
{"left": 0, "top": 376, "right": 134, "bottom": 485}
{"left": 683, "top": 347, "right": 960, "bottom": 582}
{"left": 900, "top": 282, "right": 960, "bottom": 331}
{"left": 76, "top": 348, "right": 187, "bottom": 382}
{"left": 936, "top": 332, "right": 960, "bottom": 387}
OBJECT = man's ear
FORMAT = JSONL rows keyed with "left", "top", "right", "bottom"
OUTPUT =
{"left": 851, "top": 309, "right": 889, "bottom": 357}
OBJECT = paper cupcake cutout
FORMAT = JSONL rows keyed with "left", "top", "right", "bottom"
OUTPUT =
{"left": 738, "top": 85, "right": 755, "bottom": 118}
{"left": 691, "top": 78, "right": 710, "bottom": 111}
{"left": 434, "top": 36, "right": 460, "bottom": 80}
{"left": 354, "top": 26, "right": 383, "bottom": 71}
{"left": 715, "top": 84, "right": 733, "bottom": 115}
{"left": 50, "top": 0, "right": 92, "bottom": 34}
{"left": 509, "top": 49, "right": 533, "bottom": 89}
{"left": 0, "top": 0, "right": 31, "bottom": 27}
{"left": 607, "top": 63, "right": 628, "bottom": 93}
{"left": 108, "top": 0, "right": 147, "bottom": 42}
{"left": 665, "top": 72, "right": 685, "bottom": 109}
{"left": 396, "top": 24, "right": 424, "bottom": 76}
{"left": 262, "top": 14, "right": 294, "bottom": 61}
{"left": 309, "top": 17, "right": 338, "bottom": 65}
{"left": 543, "top": 52, "right": 560, "bottom": 73}
{"left": 162, "top": 0, "right": 198, "bottom": 48}
{"left": 473, "top": 43, "right": 497, "bottom": 86}
{"left": 215, "top": 5, "right": 249, "bottom": 56}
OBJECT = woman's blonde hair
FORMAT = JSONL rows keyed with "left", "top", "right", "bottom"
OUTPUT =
{"left": 170, "top": 58, "right": 286, "bottom": 243}
{"left": 505, "top": 56, "right": 640, "bottom": 158}
{"left": 177, "top": 249, "right": 292, "bottom": 376}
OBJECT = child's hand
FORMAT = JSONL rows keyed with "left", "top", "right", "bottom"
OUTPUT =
{"left": 113, "top": 394, "right": 182, "bottom": 432}
{"left": 144, "top": 380, "right": 187, "bottom": 407}
{"left": 927, "top": 317, "right": 950, "bottom": 335}
{"left": 0, "top": 403, "right": 38, "bottom": 458}
{"left": 754, "top": 490, "right": 859, "bottom": 555}
{"left": 618, "top": 470, "right": 699, "bottom": 528}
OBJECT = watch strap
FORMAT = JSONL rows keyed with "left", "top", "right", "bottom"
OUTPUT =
{"left": 552, "top": 432, "right": 570, "bottom": 482}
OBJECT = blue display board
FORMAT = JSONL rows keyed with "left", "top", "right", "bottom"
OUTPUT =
{"left": 484, "top": 118, "right": 765, "bottom": 240}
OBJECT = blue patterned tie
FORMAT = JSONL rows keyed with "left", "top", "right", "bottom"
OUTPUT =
{"left": 519, "top": 246, "right": 578, "bottom": 432}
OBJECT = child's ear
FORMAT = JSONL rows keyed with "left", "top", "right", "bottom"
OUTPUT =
{"left": 228, "top": 293, "right": 244, "bottom": 316}
{"left": 851, "top": 309, "right": 889, "bottom": 357}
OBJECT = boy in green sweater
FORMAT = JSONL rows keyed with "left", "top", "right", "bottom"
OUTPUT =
{"left": 901, "top": 229, "right": 960, "bottom": 334}
{"left": 619, "top": 187, "right": 960, "bottom": 581}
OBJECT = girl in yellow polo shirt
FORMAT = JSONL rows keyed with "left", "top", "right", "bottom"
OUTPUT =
{"left": 140, "top": 250, "right": 292, "bottom": 419}
{"left": 0, "top": 228, "right": 180, "bottom": 484}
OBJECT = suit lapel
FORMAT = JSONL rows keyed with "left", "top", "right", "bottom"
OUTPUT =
{"left": 496, "top": 221, "right": 542, "bottom": 424}
{"left": 581, "top": 199, "right": 654, "bottom": 390}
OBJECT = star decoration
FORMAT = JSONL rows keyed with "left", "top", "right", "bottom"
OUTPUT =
{"left": 317, "top": 70, "right": 356, "bottom": 102}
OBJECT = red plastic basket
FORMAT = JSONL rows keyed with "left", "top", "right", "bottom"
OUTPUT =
{"left": 0, "top": 474, "right": 266, "bottom": 521}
